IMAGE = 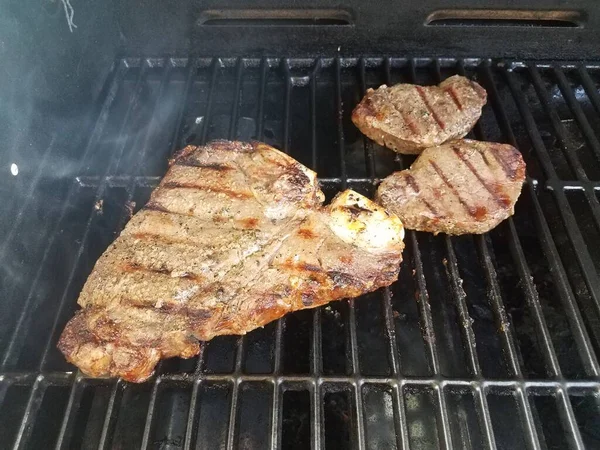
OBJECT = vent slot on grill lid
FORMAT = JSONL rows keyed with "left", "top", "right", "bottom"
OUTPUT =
{"left": 425, "top": 9, "right": 583, "bottom": 28}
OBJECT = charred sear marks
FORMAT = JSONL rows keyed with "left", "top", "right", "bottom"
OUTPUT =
{"left": 162, "top": 181, "right": 252, "bottom": 199}
{"left": 415, "top": 86, "right": 446, "bottom": 130}
{"left": 452, "top": 146, "right": 510, "bottom": 208}
{"left": 429, "top": 160, "right": 480, "bottom": 218}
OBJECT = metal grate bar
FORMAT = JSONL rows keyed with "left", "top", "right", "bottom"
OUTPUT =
{"left": 503, "top": 67, "right": 600, "bottom": 376}
{"left": 505, "top": 219, "right": 562, "bottom": 377}
{"left": 269, "top": 59, "right": 289, "bottom": 450}
{"left": 335, "top": 55, "right": 366, "bottom": 450}
{"left": 556, "top": 387, "right": 586, "bottom": 450}
{"left": 183, "top": 345, "right": 206, "bottom": 450}
{"left": 228, "top": 58, "right": 244, "bottom": 140}
{"left": 140, "top": 379, "right": 161, "bottom": 450}
{"left": 200, "top": 59, "right": 220, "bottom": 146}
{"left": 515, "top": 386, "right": 542, "bottom": 450}
{"left": 474, "top": 384, "right": 498, "bottom": 450}
{"left": 225, "top": 58, "right": 246, "bottom": 450}
{"left": 142, "top": 59, "right": 222, "bottom": 450}
{"left": 553, "top": 65, "right": 600, "bottom": 164}
{"left": 535, "top": 64, "right": 600, "bottom": 231}
{"left": 282, "top": 59, "right": 292, "bottom": 154}
{"left": 577, "top": 65, "right": 600, "bottom": 117}
{"left": 168, "top": 59, "right": 196, "bottom": 157}
{"left": 53, "top": 372, "right": 84, "bottom": 450}
{"left": 309, "top": 60, "right": 321, "bottom": 170}
{"left": 391, "top": 383, "right": 410, "bottom": 450}
{"left": 433, "top": 61, "right": 483, "bottom": 379}
{"left": 74, "top": 62, "right": 179, "bottom": 450}
{"left": 5, "top": 371, "right": 600, "bottom": 389}
{"left": 461, "top": 63, "right": 560, "bottom": 376}
{"left": 400, "top": 59, "right": 442, "bottom": 376}
{"left": 443, "top": 239, "right": 481, "bottom": 376}
{"left": 255, "top": 58, "right": 268, "bottom": 142}
{"left": 473, "top": 63, "right": 545, "bottom": 450}
{"left": 36, "top": 61, "right": 155, "bottom": 371}
{"left": 97, "top": 380, "right": 124, "bottom": 450}
{"left": 527, "top": 66, "right": 600, "bottom": 314}
{"left": 0, "top": 60, "right": 128, "bottom": 370}
{"left": 482, "top": 62, "right": 586, "bottom": 449}
{"left": 545, "top": 66, "right": 600, "bottom": 230}
{"left": 310, "top": 63, "right": 324, "bottom": 449}
{"left": 358, "top": 58, "right": 377, "bottom": 181}
{"left": 11, "top": 376, "right": 47, "bottom": 450}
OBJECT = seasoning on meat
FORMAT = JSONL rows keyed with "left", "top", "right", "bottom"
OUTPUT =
{"left": 58, "top": 140, "right": 405, "bottom": 382}
{"left": 376, "top": 139, "right": 526, "bottom": 235}
{"left": 352, "top": 75, "right": 487, "bottom": 154}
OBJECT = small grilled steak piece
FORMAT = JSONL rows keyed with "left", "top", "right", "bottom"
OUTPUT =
{"left": 352, "top": 75, "right": 487, "bottom": 154}
{"left": 376, "top": 140, "right": 526, "bottom": 235}
{"left": 59, "top": 141, "right": 405, "bottom": 382}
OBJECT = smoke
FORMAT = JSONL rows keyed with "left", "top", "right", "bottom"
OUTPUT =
{"left": 60, "top": 0, "right": 77, "bottom": 33}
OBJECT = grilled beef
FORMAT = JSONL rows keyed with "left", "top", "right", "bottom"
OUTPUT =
{"left": 59, "top": 140, "right": 405, "bottom": 382}
{"left": 352, "top": 75, "right": 487, "bottom": 154}
{"left": 376, "top": 140, "right": 526, "bottom": 235}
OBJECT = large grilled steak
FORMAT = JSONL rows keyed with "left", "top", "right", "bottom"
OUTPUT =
{"left": 59, "top": 141, "right": 405, "bottom": 382}
{"left": 352, "top": 75, "right": 487, "bottom": 154}
{"left": 376, "top": 140, "right": 526, "bottom": 235}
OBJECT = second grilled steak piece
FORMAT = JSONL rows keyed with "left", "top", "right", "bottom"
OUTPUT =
{"left": 376, "top": 140, "right": 526, "bottom": 235}
{"left": 352, "top": 75, "right": 487, "bottom": 154}
{"left": 59, "top": 140, "right": 405, "bottom": 382}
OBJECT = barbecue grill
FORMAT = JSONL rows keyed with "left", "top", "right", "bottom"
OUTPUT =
{"left": 2, "top": 1, "right": 600, "bottom": 449}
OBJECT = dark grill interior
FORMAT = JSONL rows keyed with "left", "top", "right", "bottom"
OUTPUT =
{"left": 2, "top": 57, "right": 600, "bottom": 449}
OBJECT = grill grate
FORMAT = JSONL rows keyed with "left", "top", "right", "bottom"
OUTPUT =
{"left": 2, "top": 57, "right": 600, "bottom": 449}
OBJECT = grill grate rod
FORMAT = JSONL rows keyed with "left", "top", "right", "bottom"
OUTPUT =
{"left": 225, "top": 58, "right": 246, "bottom": 450}
{"left": 44, "top": 59, "right": 154, "bottom": 449}
{"left": 527, "top": 65, "right": 600, "bottom": 318}
{"left": 503, "top": 67, "right": 600, "bottom": 376}
{"left": 485, "top": 61, "right": 587, "bottom": 450}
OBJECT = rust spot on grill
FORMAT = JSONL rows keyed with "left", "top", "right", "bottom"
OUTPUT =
{"left": 241, "top": 217, "right": 259, "bottom": 229}
{"left": 297, "top": 227, "right": 317, "bottom": 239}
{"left": 453, "top": 146, "right": 511, "bottom": 208}
{"left": 162, "top": 181, "right": 252, "bottom": 199}
{"left": 430, "top": 160, "right": 479, "bottom": 218}
{"left": 445, "top": 86, "right": 463, "bottom": 111}
{"left": 415, "top": 86, "right": 446, "bottom": 130}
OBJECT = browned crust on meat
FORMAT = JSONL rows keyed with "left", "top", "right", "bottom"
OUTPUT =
{"left": 352, "top": 75, "right": 487, "bottom": 154}
{"left": 59, "top": 140, "right": 404, "bottom": 382}
{"left": 377, "top": 139, "right": 525, "bottom": 235}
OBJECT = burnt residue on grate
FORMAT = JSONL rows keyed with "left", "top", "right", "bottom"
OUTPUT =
{"left": 1, "top": 57, "right": 600, "bottom": 449}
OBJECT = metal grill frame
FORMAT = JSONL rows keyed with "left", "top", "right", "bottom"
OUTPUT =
{"left": 1, "top": 56, "right": 600, "bottom": 450}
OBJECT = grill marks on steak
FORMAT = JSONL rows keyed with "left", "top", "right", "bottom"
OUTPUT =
{"left": 352, "top": 75, "right": 487, "bottom": 154}
{"left": 59, "top": 141, "right": 405, "bottom": 382}
{"left": 376, "top": 140, "right": 526, "bottom": 235}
